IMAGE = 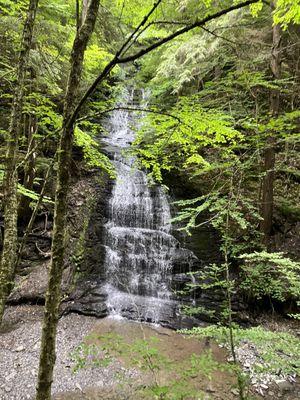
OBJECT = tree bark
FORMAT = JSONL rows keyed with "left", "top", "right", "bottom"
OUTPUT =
{"left": 0, "top": 0, "right": 39, "bottom": 324}
{"left": 36, "top": 1, "right": 100, "bottom": 399}
{"left": 19, "top": 67, "right": 38, "bottom": 223}
{"left": 82, "top": 0, "right": 90, "bottom": 25}
{"left": 19, "top": 119, "right": 37, "bottom": 223}
{"left": 261, "top": 1, "right": 281, "bottom": 246}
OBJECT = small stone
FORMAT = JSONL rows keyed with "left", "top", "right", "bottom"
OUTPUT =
{"left": 5, "top": 386, "right": 11, "bottom": 393}
{"left": 206, "top": 383, "right": 216, "bottom": 393}
{"left": 268, "top": 391, "right": 275, "bottom": 396}
{"left": 231, "top": 388, "right": 239, "bottom": 396}
{"left": 275, "top": 379, "right": 292, "bottom": 392}
{"left": 5, "top": 371, "right": 16, "bottom": 381}
{"left": 261, "top": 384, "right": 268, "bottom": 389}
{"left": 33, "top": 343, "right": 39, "bottom": 350}
{"left": 15, "top": 346, "right": 25, "bottom": 352}
{"left": 75, "top": 383, "right": 83, "bottom": 392}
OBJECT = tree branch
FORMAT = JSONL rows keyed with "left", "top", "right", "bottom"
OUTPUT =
{"left": 117, "top": 0, "right": 259, "bottom": 63}
{"left": 117, "top": 0, "right": 163, "bottom": 57}
{"left": 68, "top": 0, "right": 260, "bottom": 127}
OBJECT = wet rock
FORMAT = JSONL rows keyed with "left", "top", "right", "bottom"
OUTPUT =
{"left": 61, "top": 282, "right": 108, "bottom": 318}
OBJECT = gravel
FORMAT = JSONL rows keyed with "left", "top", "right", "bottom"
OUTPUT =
{"left": 0, "top": 306, "right": 138, "bottom": 400}
{"left": 235, "top": 340, "right": 297, "bottom": 397}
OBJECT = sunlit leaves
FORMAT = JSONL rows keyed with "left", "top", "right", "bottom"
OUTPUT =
{"left": 274, "top": 0, "right": 300, "bottom": 28}
{"left": 240, "top": 251, "right": 300, "bottom": 301}
{"left": 133, "top": 94, "right": 242, "bottom": 181}
{"left": 250, "top": 0, "right": 264, "bottom": 18}
{"left": 83, "top": 44, "right": 120, "bottom": 80}
{"left": 74, "top": 126, "right": 115, "bottom": 177}
{"left": 0, "top": 169, "right": 53, "bottom": 204}
{"left": 0, "top": 0, "right": 28, "bottom": 16}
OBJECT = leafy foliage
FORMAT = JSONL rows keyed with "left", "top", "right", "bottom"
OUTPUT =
{"left": 134, "top": 95, "right": 242, "bottom": 182}
{"left": 74, "top": 126, "right": 115, "bottom": 177}
{"left": 184, "top": 325, "right": 300, "bottom": 377}
{"left": 274, "top": 0, "right": 300, "bottom": 27}
{"left": 239, "top": 251, "right": 300, "bottom": 302}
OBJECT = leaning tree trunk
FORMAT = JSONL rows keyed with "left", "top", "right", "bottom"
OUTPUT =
{"left": 36, "top": 1, "right": 100, "bottom": 399}
{"left": 261, "top": 0, "right": 281, "bottom": 247}
{"left": 0, "top": 0, "right": 39, "bottom": 324}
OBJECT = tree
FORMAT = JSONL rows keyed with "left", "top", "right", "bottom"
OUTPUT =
{"left": 0, "top": 0, "right": 39, "bottom": 324}
{"left": 35, "top": 0, "right": 262, "bottom": 398}
{"left": 35, "top": 1, "right": 101, "bottom": 398}
{"left": 261, "top": 0, "right": 282, "bottom": 246}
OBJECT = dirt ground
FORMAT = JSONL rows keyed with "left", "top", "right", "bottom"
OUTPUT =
{"left": 0, "top": 305, "right": 298, "bottom": 400}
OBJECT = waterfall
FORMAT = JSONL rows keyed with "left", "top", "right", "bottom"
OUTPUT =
{"left": 102, "top": 88, "right": 181, "bottom": 324}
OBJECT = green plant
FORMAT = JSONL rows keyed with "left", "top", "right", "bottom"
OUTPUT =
{"left": 184, "top": 325, "right": 300, "bottom": 377}
{"left": 70, "top": 342, "right": 112, "bottom": 373}
{"left": 239, "top": 251, "right": 300, "bottom": 303}
{"left": 70, "top": 331, "right": 225, "bottom": 399}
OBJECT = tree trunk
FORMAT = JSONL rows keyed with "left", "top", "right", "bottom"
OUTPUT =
{"left": 82, "top": 0, "right": 90, "bottom": 24}
{"left": 19, "top": 118, "right": 37, "bottom": 223}
{"left": 261, "top": 1, "right": 281, "bottom": 246}
{"left": 36, "top": 1, "right": 100, "bottom": 399}
{"left": 19, "top": 68, "right": 38, "bottom": 223}
{"left": 0, "top": 0, "right": 39, "bottom": 324}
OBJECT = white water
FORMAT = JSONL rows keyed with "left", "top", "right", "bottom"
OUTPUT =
{"left": 103, "top": 89, "right": 179, "bottom": 324}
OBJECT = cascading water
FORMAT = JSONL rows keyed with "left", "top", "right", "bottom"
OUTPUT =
{"left": 102, "top": 88, "right": 186, "bottom": 324}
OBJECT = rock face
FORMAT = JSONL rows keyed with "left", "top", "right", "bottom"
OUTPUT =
{"left": 8, "top": 89, "right": 246, "bottom": 329}
{"left": 62, "top": 88, "right": 240, "bottom": 329}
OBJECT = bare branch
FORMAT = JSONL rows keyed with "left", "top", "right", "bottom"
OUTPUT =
{"left": 117, "top": 0, "right": 163, "bottom": 57}
{"left": 117, "top": 0, "right": 259, "bottom": 63}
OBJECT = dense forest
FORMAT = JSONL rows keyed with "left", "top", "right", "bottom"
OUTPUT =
{"left": 0, "top": 0, "right": 299, "bottom": 399}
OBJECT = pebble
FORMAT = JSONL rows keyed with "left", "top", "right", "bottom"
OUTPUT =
{"left": 5, "top": 371, "right": 16, "bottom": 381}
{"left": 14, "top": 346, "right": 24, "bottom": 352}
{"left": 276, "top": 379, "right": 293, "bottom": 392}
{"left": 229, "top": 338, "right": 298, "bottom": 396}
